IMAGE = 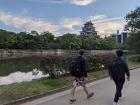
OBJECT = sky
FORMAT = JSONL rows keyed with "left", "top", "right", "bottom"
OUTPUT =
{"left": 0, "top": 0, "right": 140, "bottom": 37}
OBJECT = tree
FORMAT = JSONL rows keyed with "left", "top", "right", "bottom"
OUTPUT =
{"left": 40, "top": 31, "right": 54, "bottom": 43}
{"left": 125, "top": 7, "right": 140, "bottom": 52}
{"left": 125, "top": 7, "right": 140, "bottom": 33}
{"left": 0, "top": 29, "right": 17, "bottom": 49}
{"left": 55, "top": 33, "right": 82, "bottom": 50}
{"left": 126, "top": 33, "right": 140, "bottom": 52}
{"left": 82, "top": 36, "right": 118, "bottom": 50}
{"left": 39, "top": 31, "right": 55, "bottom": 49}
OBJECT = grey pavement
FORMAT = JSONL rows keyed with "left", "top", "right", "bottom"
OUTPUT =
{"left": 22, "top": 68, "right": 140, "bottom": 105}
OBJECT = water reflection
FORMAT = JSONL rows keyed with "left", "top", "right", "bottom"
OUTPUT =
{"left": 0, "top": 68, "right": 48, "bottom": 86}
{"left": 0, "top": 57, "right": 41, "bottom": 76}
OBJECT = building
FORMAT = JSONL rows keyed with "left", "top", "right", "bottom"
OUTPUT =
{"left": 111, "top": 30, "right": 129, "bottom": 44}
{"left": 80, "top": 21, "right": 97, "bottom": 38}
{"left": 30, "top": 30, "right": 39, "bottom": 36}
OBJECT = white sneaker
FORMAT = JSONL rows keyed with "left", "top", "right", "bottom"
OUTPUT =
{"left": 119, "top": 94, "right": 125, "bottom": 100}
{"left": 113, "top": 102, "right": 120, "bottom": 105}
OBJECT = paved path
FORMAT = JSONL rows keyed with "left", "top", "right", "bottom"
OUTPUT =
{"left": 22, "top": 68, "right": 140, "bottom": 105}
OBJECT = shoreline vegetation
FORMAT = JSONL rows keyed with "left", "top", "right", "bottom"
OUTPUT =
{"left": 0, "top": 55, "right": 140, "bottom": 104}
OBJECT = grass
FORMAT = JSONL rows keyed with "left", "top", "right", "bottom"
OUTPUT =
{"left": 127, "top": 54, "right": 140, "bottom": 68}
{"left": 0, "top": 58, "right": 140, "bottom": 104}
{"left": 128, "top": 61, "right": 140, "bottom": 68}
{"left": 0, "top": 70, "right": 108, "bottom": 104}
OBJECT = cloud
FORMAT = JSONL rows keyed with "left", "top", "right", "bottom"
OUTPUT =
{"left": 0, "top": 11, "right": 60, "bottom": 36}
{"left": 88, "top": 15, "right": 125, "bottom": 37}
{"left": 87, "top": 14, "right": 106, "bottom": 21}
{"left": 0, "top": 10, "right": 125, "bottom": 37}
{"left": 24, "top": 0, "right": 96, "bottom": 6}
{"left": 70, "top": 0, "right": 96, "bottom": 6}
{"left": 61, "top": 18, "right": 81, "bottom": 30}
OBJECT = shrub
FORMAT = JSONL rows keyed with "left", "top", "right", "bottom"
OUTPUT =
{"left": 40, "top": 53, "right": 115, "bottom": 79}
{"left": 128, "top": 55, "right": 140, "bottom": 62}
{"left": 86, "top": 54, "right": 115, "bottom": 72}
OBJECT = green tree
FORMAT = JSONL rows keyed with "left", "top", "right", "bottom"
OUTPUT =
{"left": 55, "top": 33, "right": 82, "bottom": 50}
{"left": 125, "top": 7, "right": 140, "bottom": 33}
{"left": 0, "top": 29, "right": 17, "bottom": 49}
{"left": 125, "top": 7, "right": 140, "bottom": 52}
{"left": 82, "top": 36, "right": 118, "bottom": 50}
{"left": 126, "top": 33, "right": 140, "bottom": 52}
{"left": 39, "top": 31, "right": 55, "bottom": 49}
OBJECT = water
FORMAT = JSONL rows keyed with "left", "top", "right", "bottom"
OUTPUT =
{"left": 0, "top": 57, "right": 48, "bottom": 85}
{"left": 0, "top": 50, "right": 115, "bottom": 85}
{"left": 0, "top": 69, "right": 49, "bottom": 85}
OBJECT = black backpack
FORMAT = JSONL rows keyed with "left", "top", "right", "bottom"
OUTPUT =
{"left": 70, "top": 57, "right": 83, "bottom": 77}
{"left": 110, "top": 58, "right": 125, "bottom": 80}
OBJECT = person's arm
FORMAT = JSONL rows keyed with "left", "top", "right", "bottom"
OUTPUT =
{"left": 82, "top": 58, "right": 87, "bottom": 77}
{"left": 108, "top": 64, "right": 113, "bottom": 79}
{"left": 124, "top": 61, "right": 130, "bottom": 80}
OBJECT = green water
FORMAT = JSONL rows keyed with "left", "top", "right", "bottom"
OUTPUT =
{"left": 0, "top": 57, "right": 42, "bottom": 76}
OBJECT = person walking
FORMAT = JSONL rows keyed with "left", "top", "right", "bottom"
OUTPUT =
{"left": 69, "top": 49, "right": 94, "bottom": 104}
{"left": 109, "top": 50, "right": 130, "bottom": 105}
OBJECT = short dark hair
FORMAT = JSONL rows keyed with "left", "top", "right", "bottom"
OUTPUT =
{"left": 79, "top": 49, "right": 85, "bottom": 55}
{"left": 116, "top": 50, "right": 123, "bottom": 57}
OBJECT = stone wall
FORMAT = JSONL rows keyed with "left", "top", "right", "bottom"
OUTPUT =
{"left": 0, "top": 49, "right": 114, "bottom": 60}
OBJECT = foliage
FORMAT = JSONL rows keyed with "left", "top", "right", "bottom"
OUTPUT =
{"left": 55, "top": 33, "right": 82, "bottom": 50}
{"left": 125, "top": 7, "right": 140, "bottom": 33}
{"left": 126, "top": 32, "right": 140, "bottom": 52}
{"left": 40, "top": 54, "right": 115, "bottom": 79}
{"left": 0, "top": 29, "right": 119, "bottom": 50}
{"left": 128, "top": 55, "right": 140, "bottom": 62}
{"left": 81, "top": 36, "right": 119, "bottom": 50}
{"left": 125, "top": 7, "right": 140, "bottom": 52}
{"left": 0, "top": 30, "right": 55, "bottom": 50}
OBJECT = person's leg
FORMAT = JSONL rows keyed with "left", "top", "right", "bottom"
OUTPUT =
{"left": 82, "top": 85, "right": 89, "bottom": 96}
{"left": 71, "top": 86, "right": 76, "bottom": 99}
{"left": 114, "top": 80, "right": 121, "bottom": 103}
{"left": 79, "top": 77, "right": 94, "bottom": 99}
{"left": 70, "top": 80, "right": 77, "bottom": 104}
{"left": 119, "top": 79, "right": 125, "bottom": 98}
{"left": 78, "top": 77, "right": 89, "bottom": 96}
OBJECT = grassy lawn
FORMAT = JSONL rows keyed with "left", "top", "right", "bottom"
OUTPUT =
{"left": 128, "top": 61, "right": 140, "bottom": 68}
{"left": 0, "top": 70, "right": 108, "bottom": 104}
{"left": 0, "top": 59, "right": 139, "bottom": 104}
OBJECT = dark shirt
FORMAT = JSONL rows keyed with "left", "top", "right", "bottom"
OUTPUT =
{"left": 78, "top": 55, "right": 87, "bottom": 77}
{"left": 109, "top": 57, "right": 130, "bottom": 80}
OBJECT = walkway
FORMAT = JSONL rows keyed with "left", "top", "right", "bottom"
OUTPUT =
{"left": 22, "top": 68, "right": 140, "bottom": 105}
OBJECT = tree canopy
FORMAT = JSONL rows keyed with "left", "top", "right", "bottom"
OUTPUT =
{"left": 125, "top": 7, "right": 140, "bottom": 33}
{"left": 125, "top": 7, "right": 140, "bottom": 52}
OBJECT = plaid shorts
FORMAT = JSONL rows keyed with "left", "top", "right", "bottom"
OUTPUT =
{"left": 73, "top": 77, "right": 86, "bottom": 88}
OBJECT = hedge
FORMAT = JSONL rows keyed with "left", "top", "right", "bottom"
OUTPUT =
{"left": 128, "top": 55, "right": 140, "bottom": 62}
{"left": 40, "top": 54, "right": 115, "bottom": 79}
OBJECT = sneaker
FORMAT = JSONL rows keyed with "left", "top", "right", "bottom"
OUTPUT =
{"left": 113, "top": 102, "right": 120, "bottom": 105}
{"left": 119, "top": 94, "right": 124, "bottom": 100}
{"left": 70, "top": 99, "right": 76, "bottom": 104}
{"left": 87, "top": 92, "right": 94, "bottom": 99}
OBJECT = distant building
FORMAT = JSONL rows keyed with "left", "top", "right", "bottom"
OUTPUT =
{"left": 111, "top": 30, "right": 129, "bottom": 44}
{"left": 30, "top": 30, "right": 39, "bottom": 36}
{"left": 80, "top": 21, "right": 97, "bottom": 38}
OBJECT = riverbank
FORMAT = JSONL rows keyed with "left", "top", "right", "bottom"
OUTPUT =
{"left": 0, "top": 60, "right": 140, "bottom": 104}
